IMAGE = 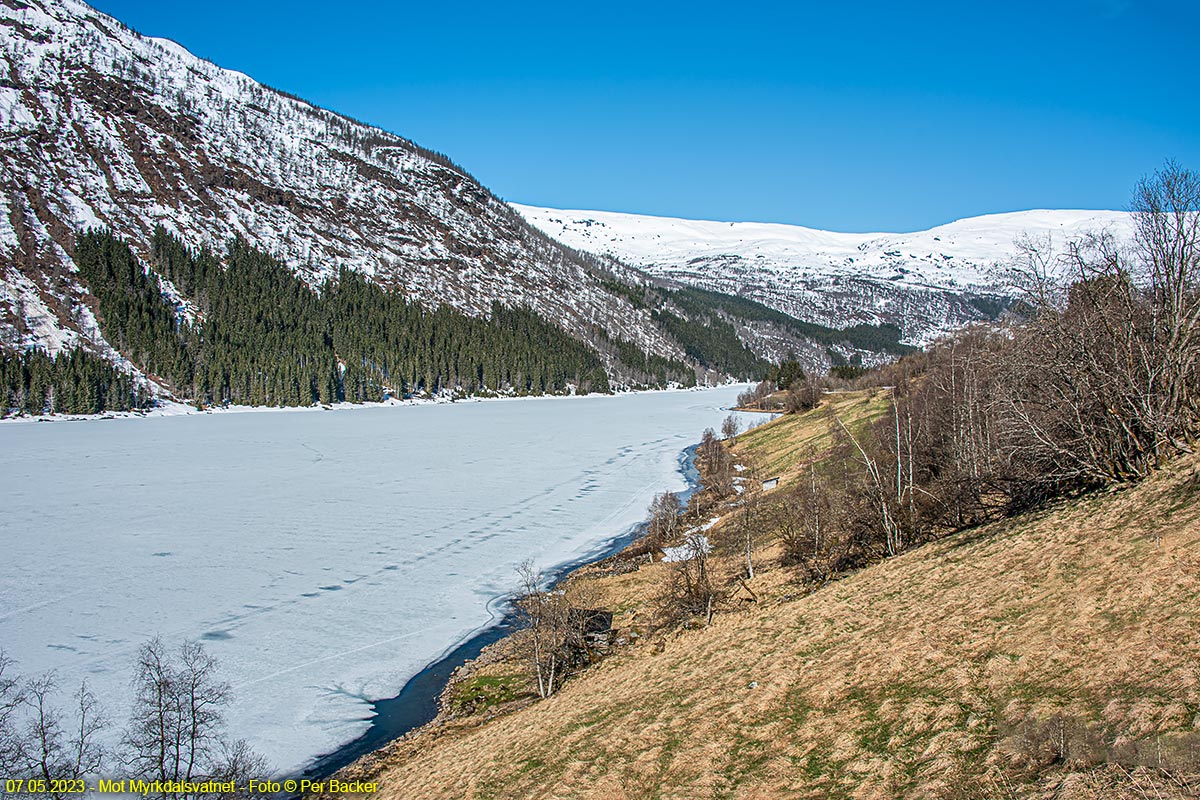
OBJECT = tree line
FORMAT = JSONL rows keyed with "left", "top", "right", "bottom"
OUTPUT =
{"left": 1, "top": 348, "right": 152, "bottom": 418}
{"left": 663, "top": 285, "right": 914, "bottom": 357}
{"left": 600, "top": 278, "right": 916, "bottom": 380}
{"left": 67, "top": 227, "right": 613, "bottom": 411}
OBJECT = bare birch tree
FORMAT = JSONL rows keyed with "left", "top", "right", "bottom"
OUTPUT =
{"left": 721, "top": 414, "right": 741, "bottom": 442}
{"left": 738, "top": 467, "right": 763, "bottom": 579}
{"left": 514, "top": 561, "right": 575, "bottom": 699}
{"left": 120, "top": 638, "right": 265, "bottom": 799}
{"left": 15, "top": 675, "right": 107, "bottom": 794}
{"left": 835, "top": 415, "right": 901, "bottom": 556}
{"left": 1132, "top": 160, "right": 1200, "bottom": 448}
{"left": 646, "top": 491, "right": 682, "bottom": 552}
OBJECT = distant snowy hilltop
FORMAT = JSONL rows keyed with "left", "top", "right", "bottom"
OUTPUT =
{"left": 512, "top": 205, "right": 1135, "bottom": 343}
{"left": 0, "top": 0, "right": 1136, "bottom": 399}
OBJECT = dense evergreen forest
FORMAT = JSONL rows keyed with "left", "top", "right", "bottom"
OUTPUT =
{"left": 0, "top": 348, "right": 151, "bottom": 416}
{"left": 651, "top": 307, "right": 768, "bottom": 377}
{"left": 149, "top": 227, "right": 610, "bottom": 406}
{"left": 599, "top": 279, "right": 766, "bottom": 377}
{"left": 2, "top": 228, "right": 620, "bottom": 416}
{"left": 591, "top": 326, "right": 696, "bottom": 388}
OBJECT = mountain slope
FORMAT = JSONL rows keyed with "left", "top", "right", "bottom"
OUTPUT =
{"left": 512, "top": 204, "right": 1135, "bottom": 344}
{"left": 0, "top": 0, "right": 688, "bottom": 385}
{"left": 333, "top": 393, "right": 1200, "bottom": 799}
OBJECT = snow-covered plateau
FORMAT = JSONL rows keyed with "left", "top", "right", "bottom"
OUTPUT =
{"left": 0, "top": 386, "right": 761, "bottom": 774}
{"left": 512, "top": 204, "right": 1136, "bottom": 342}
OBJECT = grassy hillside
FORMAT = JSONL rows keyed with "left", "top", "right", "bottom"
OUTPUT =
{"left": 332, "top": 393, "right": 1200, "bottom": 799}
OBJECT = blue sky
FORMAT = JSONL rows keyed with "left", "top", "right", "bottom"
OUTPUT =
{"left": 91, "top": 0, "right": 1199, "bottom": 232}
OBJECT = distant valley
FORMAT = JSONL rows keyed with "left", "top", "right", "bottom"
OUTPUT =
{"left": 513, "top": 204, "right": 1134, "bottom": 345}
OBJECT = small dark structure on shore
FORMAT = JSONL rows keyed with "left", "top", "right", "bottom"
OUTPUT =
{"left": 569, "top": 608, "right": 615, "bottom": 654}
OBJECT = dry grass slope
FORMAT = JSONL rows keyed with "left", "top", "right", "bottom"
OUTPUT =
{"left": 336, "top": 396, "right": 1200, "bottom": 800}
{"left": 735, "top": 391, "right": 889, "bottom": 483}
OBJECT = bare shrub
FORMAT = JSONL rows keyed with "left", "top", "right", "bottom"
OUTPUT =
{"left": 657, "top": 533, "right": 719, "bottom": 626}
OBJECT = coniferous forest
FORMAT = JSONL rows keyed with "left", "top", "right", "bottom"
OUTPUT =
{"left": 1, "top": 228, "right": 618, "bottom": 416}
{"left": 1, "top": 223, "right": 934, "bottom": 418}
{"left": 150, "top": 227, "right": 610, "bottom": 406}
{"left": 0, "top": 348, "right": 150, "bottom": 416}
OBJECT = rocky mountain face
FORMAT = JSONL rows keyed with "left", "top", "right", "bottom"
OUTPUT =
{"left": 512, "top": 204, "right": 1136, "bottom": 345}
{"left": 0, "top": 0, "right": 687, "bottom": 389}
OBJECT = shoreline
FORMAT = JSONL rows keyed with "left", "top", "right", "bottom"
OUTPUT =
{"left": 0, "top": 383, "right": 749, "bottom": 426}
{"left": 296, "top": 443, "right": 707, "bottom": 780}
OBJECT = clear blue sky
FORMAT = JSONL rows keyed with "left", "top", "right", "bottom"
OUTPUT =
{"left": 90, "top": 0, "right": 1199, "bottom": 232}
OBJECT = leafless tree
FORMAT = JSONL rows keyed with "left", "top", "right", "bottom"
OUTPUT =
{"left": 721, "top": 414, "right": 741, "bottom": 442}
{"left": 835, "top": 415, "right": 902, "bottom": 556}
{"left": 208, "top": 738, "right": 271, "bottom": 797}
{"left": 1132, "top": 160, "right": 1200, "bottom": 448}
{"left": 121, "top": 638, "right": 264, "bottom": 799}
{"left": 775, "top": 486, "right": 811, "bottom": 568}
{"left": 989, "top": 162, "right": 1200, "bottom": 491}
{"left": 776, "top": 454, "right": 844, "bottom": 583}
{"left": 738, "top": 467, "right": 763, "bottom": 579}
{"left": 698, "top": 427, "right": 735, "bottom": 498}
{"left": 14, "top": 675, "right": 107, "bottom": 794}
{"left": 737, "top": 380, "right": 777, "bottom": 409}
{"left": 514, "top": 561, "right": 576, "bottom": 699}
{"left": 753, "top": 165, "right": 1200, "bottom": 591}
{"left": 659, "top": 532, "right": 718, "bottom": 626}
{"left": 645, "top": 491, "right": 682, "bottom": 552}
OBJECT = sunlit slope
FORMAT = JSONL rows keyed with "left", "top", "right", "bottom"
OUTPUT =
{"left": 344, "top": 400, "right": 1200, "bottom": 799}
{"left": 734, "top": 390, "right": 890, "bottom": 482}
{"left": 513, "top": 203, "right": 1134, "bottom": 344}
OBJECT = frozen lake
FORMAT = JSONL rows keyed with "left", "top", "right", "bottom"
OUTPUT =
{"left": 0, "top": 387, "right": 756, "bottom": 772}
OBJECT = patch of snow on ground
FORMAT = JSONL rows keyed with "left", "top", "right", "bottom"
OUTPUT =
{"left": 662, "top": 535, "right": 712, "bottom": 563}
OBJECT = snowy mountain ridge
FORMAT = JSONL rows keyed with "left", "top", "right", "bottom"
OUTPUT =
{"left": 0, "top": 0, "right": 681, "bottom": 381}
{"left": 512, "top": 204, "right": 1135, "bottom": 343}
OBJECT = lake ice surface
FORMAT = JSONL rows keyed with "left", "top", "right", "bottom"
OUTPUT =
{"left": 0, "top": 387, "right": 759, "bottom": 773}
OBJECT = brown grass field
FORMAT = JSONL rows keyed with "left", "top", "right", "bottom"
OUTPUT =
{"left": 329, "top": 392, "right": 1200, "bottom": 799}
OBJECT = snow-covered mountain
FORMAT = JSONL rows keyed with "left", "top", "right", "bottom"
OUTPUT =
{"left": 512, "top": 204, "right": 1135, "bottom": 343}
{"left": 0, "top": 0, "right": 683, "bottom": 379}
